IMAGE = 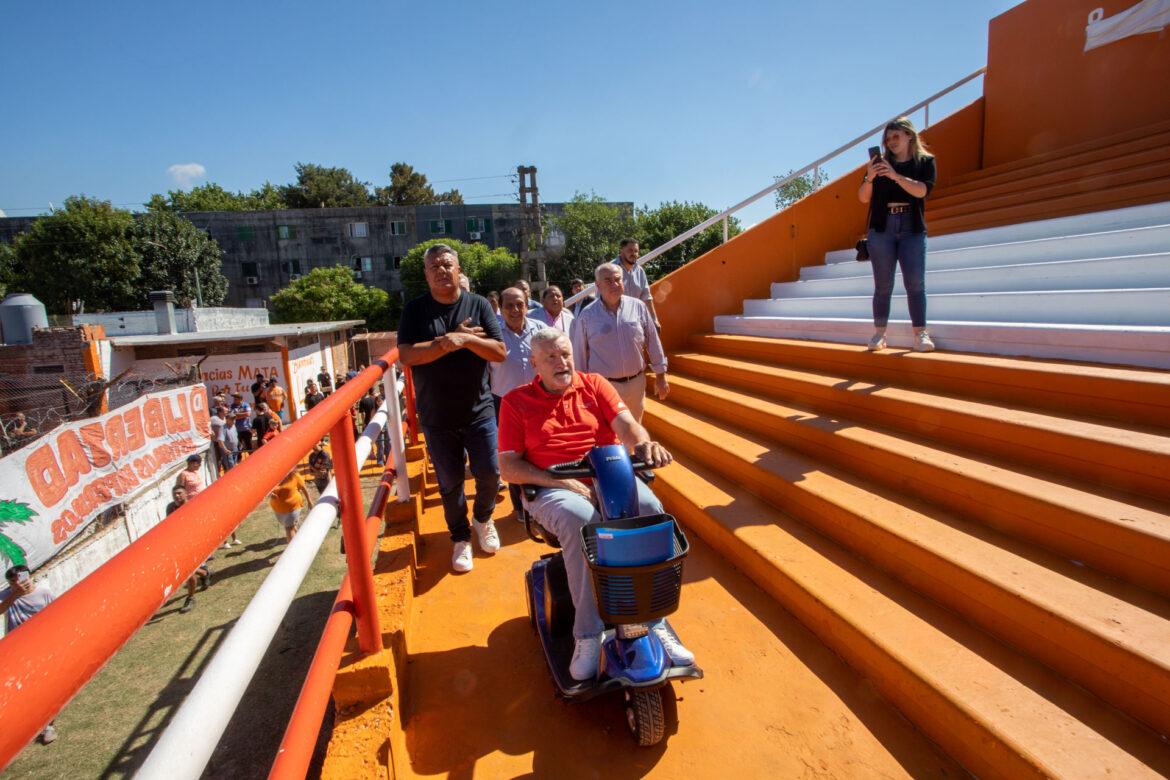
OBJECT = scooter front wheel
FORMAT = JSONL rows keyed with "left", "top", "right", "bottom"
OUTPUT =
{"left": 624, "top": 688, "right": 665, "bottom": 747}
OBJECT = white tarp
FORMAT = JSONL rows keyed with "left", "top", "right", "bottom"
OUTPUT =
{"left": 1085, "top": 0, "right": 1170, "bottom": 51}
{"left": 0, "top": 385, "right": 211, "bottom": 573}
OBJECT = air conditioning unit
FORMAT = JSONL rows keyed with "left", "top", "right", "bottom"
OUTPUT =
{"left": 245, "top": 276, "right": 260, "bottom": 285}
{"left": 468, "top": 231, "right": 482, "bottom": 240}
{"left": 289, "top": 274, "right": 301, "bottom": 281}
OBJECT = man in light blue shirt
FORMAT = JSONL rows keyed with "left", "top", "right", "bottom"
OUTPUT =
{"left": 611, "top": 238, "right": 660, "bottom": 329}
{"left": 490, "top": 287, "right": 543, "bottom": 518}
{"left": 570, "top": 263, "right": 669, "bottom": 423}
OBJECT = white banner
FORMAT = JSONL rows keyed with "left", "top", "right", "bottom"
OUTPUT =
{"left": 0, "top": 385, "right": 211, "bottom": 573}
{"left": 288, "top": 341, "right": 326, "bottom": 416}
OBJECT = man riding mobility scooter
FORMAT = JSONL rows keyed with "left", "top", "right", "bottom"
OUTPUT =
{"left": 523, "top": 444, "right": 703, "bottom": 746}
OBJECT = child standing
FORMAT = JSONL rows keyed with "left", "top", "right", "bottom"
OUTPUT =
{"left": 269, "top": 467, "right": 313, "bottom": 542}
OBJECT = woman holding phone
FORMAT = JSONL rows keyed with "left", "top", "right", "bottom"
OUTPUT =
{"left": 858, "top": 117, "right": 937, "bottom": 352}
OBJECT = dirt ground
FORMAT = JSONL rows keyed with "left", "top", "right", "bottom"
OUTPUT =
{"left": 2, "top": 465, "right": 384, "bottom": 780}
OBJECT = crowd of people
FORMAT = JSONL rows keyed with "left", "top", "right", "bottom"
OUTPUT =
{"left": 398, "top": 240, "right": 690, "bottom": 681}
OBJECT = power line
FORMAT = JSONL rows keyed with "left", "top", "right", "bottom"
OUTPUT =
{"left": 428, "top": 173, "right": 515, "bottom": 184}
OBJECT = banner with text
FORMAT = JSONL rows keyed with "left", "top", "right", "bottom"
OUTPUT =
{"left": 0, "top": 385, "right": 211, "bottom": 573}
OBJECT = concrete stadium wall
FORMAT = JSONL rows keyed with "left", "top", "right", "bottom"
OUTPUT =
{"left": 982, "top": 0, "right": 1170, "bottom": 167}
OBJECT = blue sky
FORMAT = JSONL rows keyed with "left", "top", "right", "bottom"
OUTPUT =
{"left": 1, "top": 1, "right": 1023, "bottom": 228}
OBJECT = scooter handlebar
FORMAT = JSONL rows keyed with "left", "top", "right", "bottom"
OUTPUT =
{"left": 546, "top": 456, "right": 651, "bottom": 479}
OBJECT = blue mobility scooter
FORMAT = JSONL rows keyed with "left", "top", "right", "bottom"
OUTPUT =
{"left": 523, "top": 444, "right": 703, "bottom": 746}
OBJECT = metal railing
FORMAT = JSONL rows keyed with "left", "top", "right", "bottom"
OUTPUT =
{"left": 564, "top": 67, "right": 987, "bottom": 307}
{"left": 0, "top": 350, "right": 411, "bottom": 773}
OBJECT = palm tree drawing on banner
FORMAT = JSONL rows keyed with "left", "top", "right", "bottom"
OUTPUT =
{"left": 0, "top": 500, "right": 34, "bottom": 569}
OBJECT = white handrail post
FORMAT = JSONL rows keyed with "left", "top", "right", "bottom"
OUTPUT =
{"left": 925, "top": 102, "right": 931, "bottom": 127}
{"left": 722, "top": 215, "right": 728, "bottom": 243}
{"left": 814, "top": 165, "right": 820, "bottom": 188}
{"left": 384, "top": 363, "right": 410, "bottom": 501}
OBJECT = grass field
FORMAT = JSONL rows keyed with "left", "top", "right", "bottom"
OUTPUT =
{"left": 3, "top": 469, "right": 384, "bottom": 780}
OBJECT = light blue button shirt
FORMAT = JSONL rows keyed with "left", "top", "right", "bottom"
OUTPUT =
{"left": 490, "top": 317, "right": 543, "bottom": 397}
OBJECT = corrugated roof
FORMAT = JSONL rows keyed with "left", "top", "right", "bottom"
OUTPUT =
{"left": 107, "top": 320, "right": 364, "bottom": 347}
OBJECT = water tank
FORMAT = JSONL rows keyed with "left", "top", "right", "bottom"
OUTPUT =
{"left": 0, "top": 293, "right": 49, "bottom": 345}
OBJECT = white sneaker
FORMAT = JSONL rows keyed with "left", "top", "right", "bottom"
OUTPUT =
{"left": 913, "top": 330, "right": 936, "bottom": 352}
{"left": 473, "top": 519, "right": 500, "bottom": 554}
{"left": 451, "top": 541, "right": 473, "bottom": 573}
{"left": 867, "top": 332, "right": 887, "bottom": 351}
{"left": 652, "top": 623, "right": 695, "bottom": 665}
{"left": 569, "top": 636, "right": 602, "bottom": 681}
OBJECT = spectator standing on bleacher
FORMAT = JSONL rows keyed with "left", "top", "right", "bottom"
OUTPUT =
{"left": 536, "top": 285, "right": 574, "bottom": 333}
{"left": 398, "top": 243, "right": 506, "bottom": 573}
{"left": 571, "top": 263, "right": 669, "bottom": 424}
{"left": 858, "top": 116, "right": 938, "bottom": 353}
{"left": 568, "top": 278, "right": 595, "bottom": 317}
{"left": 318, "top": 367, "right": 333, "bottom": 397}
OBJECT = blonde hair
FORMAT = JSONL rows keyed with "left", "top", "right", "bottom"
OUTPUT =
{"left": 883, "top": 116, "right": 933, "bottom": 161}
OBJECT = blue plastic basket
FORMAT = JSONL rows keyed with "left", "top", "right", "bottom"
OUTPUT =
{"left": 581, "top": 514, "right": 689, "bottom": 624}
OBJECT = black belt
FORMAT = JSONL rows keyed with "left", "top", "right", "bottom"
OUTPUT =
{"left": 605, "top": 370, "right": 644, "bottom": 384}
{"left": 888, "top": 204, "right": 911, "bottom": 214}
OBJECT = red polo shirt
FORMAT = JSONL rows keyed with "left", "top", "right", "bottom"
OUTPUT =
{"left": 498, "top": 372, "right": 628, "bottom": 470}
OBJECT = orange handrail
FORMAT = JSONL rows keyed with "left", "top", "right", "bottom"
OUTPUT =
{"left": 404, "top": 367, "right": 419, "bottom": 445}
{"left": 0, "top": 351, "right": 402, "bottom": 769}
{"left": 268, "top": 468, "right": 394, "bottom": 780}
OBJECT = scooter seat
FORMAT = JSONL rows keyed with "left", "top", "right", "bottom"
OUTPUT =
{"left": 521, "top": 484, "right": 561, "bottom": 548}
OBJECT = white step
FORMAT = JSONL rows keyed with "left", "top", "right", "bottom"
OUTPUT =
{"left": 822, "top": 201, "right": 1170, "bottom": 265}
{"left": 773, "top": 253, "right": 1170, "bottom": 298}
{"left": 812, "top": 224, "right": 1170, "bottom": 279}
{"left": 741, "top": 288, "right": 1170, "bottom": 326}
{"left": 712, "top": 316, "right": 1170, "bottom": 369}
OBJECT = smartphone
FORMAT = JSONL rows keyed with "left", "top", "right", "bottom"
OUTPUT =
{"left": 15, "top": 571, "right": 31, "bottom": 587}
{"left": 868, "top": 145, "right": 882, "bottom": 162}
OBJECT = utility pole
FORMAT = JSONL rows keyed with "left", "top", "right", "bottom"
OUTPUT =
{"left": 517, "top": 165, "right": 545, "bottom": 290}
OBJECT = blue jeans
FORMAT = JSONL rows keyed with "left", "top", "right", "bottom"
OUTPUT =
{"left": 868, "top": 212, "right": 927, "bottom": 328}
{"left": 420, "top": 416, "right": 500, "bottom": 543}
{"left": 526, "top": 480, "right": 663, "bottom": 639}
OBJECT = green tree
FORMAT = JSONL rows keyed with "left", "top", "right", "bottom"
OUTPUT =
{"left": 399, "top": 239, "right": 520, "bottom": 300}
{"left": 545, "top": 192, "right": 636, "bottom": 286}
{"left": 374, "top": 163, "right": 464, "bottom": 206}
{"left": 145, "top": 182, "right": 289, "bottom": 213}
{"left": 131, "top": 211, "right": 229, "bottom": 307}
{"left": 774, "top": 168, "right": 829, "bottom": 210}
{"left": 5, "top": 196, "right": 139, "bottom": 313}
{"left": 635, "top": 200, "right": 742, "bottom": 280}
{"left": 279, "top": 163, "right": 373, "bottom": 209}
{"left": 270, "top": 266, "right": 396, "bottom": 330}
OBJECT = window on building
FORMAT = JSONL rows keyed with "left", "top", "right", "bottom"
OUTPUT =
{"left": 389, "top": 221, "right": 407, "bottom": 235}
{"left": 360, "top": 257, "right": 373, "bottom": 272}
{"left": 384, "top": 255, "right": 395, "bottom": 270}
{"left": 281, "top": 260, "right": 302, "bottom": 274}
{"left": 429, "top": 219, "right": 452, "bottom": 235}
{"left": 393, "top": 256, "right": 402, "bottom": 269}
{"left": 242, "top": 261, "right": 260, "bottom": 277}
{"left": 349, "top": 222, "right": 368, "bottom": 238}
{"left": 236, "top": 226, "right": 255, "bottom": 241}
{"left": 277, "top": 225, "right": 296, "bottom": 240}
{"left": 465, "top": 217, "right": 492, "bottom": 232}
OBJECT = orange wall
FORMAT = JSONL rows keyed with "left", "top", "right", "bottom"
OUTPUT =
{"left": 654, "top": 99, "right": 986, "bottom": 352}
{"left": 982, "top": 0, "right": 1170, "bottom": 167}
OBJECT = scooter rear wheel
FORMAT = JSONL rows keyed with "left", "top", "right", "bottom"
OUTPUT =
{"left": 624, "top": 688, "right": 665, "bottom": 747}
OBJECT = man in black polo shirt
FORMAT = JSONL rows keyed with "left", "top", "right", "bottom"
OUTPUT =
{"left": 398, "top": 244, "right": 505, "bottom": 573}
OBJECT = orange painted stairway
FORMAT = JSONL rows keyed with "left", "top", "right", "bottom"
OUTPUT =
{"left": 928, "top": 118, "right": 1170, "bottom": 237}
{"left": 643, "top": 334, "right": 1170, "bottom": 779}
